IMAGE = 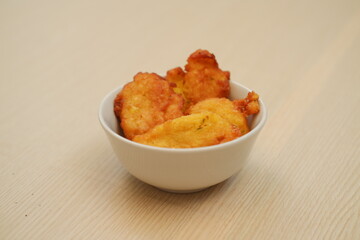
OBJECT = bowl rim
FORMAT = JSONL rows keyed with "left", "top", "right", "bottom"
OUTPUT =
{"left": 99, "top": 80, "right": 267, "bottom": 153}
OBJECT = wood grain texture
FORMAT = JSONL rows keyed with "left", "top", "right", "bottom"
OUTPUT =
{"left": 1, "top": 0, "right": 359, "bottom": 239}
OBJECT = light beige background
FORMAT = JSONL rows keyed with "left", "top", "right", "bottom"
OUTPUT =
{"left": 1, "top": 0, "right": 359, "bottom": 239}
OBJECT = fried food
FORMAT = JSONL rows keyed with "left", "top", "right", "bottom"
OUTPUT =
{"left": 189, "top": 98, "right": 250, "bottom": 135}
{"left": 166, "top": 67, "right": 185, "bottom": 96}
{"left": 189, "top": 92, "right": 260, "bottom": 135}
{"left": 114, "top": 50, "right": 261, "bottom": 148}
{"left": 133, "top": 112, "right": 242, "bottom": 148}
{"left": 166, "top": 49, "right": 230, "bottom": 108}
{"left": 114, "top": 72, "right": 184, "bottom": 140}
{"left": 133, "top": 93, "right": 260, "bottom": 148}
{"left": 233, "top": 91, "right": 260, "bottom": 116}
{"left": 165, "top": 67, "right": 189, "bottom": 111}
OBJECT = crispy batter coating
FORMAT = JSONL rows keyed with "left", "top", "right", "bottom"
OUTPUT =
{"left": 114, "top": 50, "right": 261, "bottom": 148}
{"left": 133, "top": 112, "right": 241, "bottom": 148}
{"left": 166, "top": 67, "right": 185, "bottom": 96}
{"left": 165, "top": 67, "right": 189, "bottom": 111}
{"left": 233, "top": 91, "right": 260, "bottom": 116}
{"left": 166, "top": 49, "right": 230, "bottom": 107}
{"left": 114, "top": 72, "right": 184, "bottom": 140}
{"left": 189, "top": 98, "right": 250, "bottom": 135}
{"left": 184, "top": 49, "right": 230, "bottom": 104}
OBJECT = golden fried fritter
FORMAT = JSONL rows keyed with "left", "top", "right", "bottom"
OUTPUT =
{"left": 166, "top": 67, "right": 185, "bottom": 96}
{"left": 189, "top": 98, "right": 250, "bottom": 135}
{"left": 165, "top": 67, "right": 189, "bottom": 111}
{"left": 114, "top": 50, "right": 261, "bottom": 148}
{"left": 133, "top": 112, "right": 241, "bottom": 148}
{"left": 233, "top": 91, "right": 260, "bottom": 116}
{"left": 166, "top": 49, "right": 230, "bottom": 107}
{"left": 114, "top": 72, "right": 184, "bottom": 140}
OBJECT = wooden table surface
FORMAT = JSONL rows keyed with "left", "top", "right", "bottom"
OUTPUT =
{"left": 1, "top": 0, "right": 359, "bottom": 239}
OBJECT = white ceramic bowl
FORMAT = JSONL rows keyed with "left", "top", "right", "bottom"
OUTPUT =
{"left": 99, "top": 81, "right": 267, "bottom": 193}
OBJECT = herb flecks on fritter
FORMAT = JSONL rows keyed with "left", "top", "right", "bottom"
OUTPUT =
{"left": 133, "top": 112, "right": 241, "bottom": 148}
{"left": 189, "top": 98, "right": 250, "bottom": 135}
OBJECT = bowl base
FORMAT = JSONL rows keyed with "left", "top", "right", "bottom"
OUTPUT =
{"left": 156, "top": 186, "right": 209, "bottom": 193}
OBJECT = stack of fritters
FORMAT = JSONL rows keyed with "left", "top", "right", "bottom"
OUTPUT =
{"left": 114, "top": 49, "right": 260, "bottom": 148}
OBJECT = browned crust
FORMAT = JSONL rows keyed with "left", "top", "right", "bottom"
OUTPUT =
{"left": 165, "top": 49, "right": 230, "bottom": 109}
{"left": 233, "top": 91, "right": 260, "bottom": 116}
{"left": 114, "top": 72, "right": 184, "bottom": 139}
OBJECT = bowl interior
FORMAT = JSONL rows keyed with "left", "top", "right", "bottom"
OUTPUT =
{"left": 99, "top": 81, "right": 266, "bottom": 144}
